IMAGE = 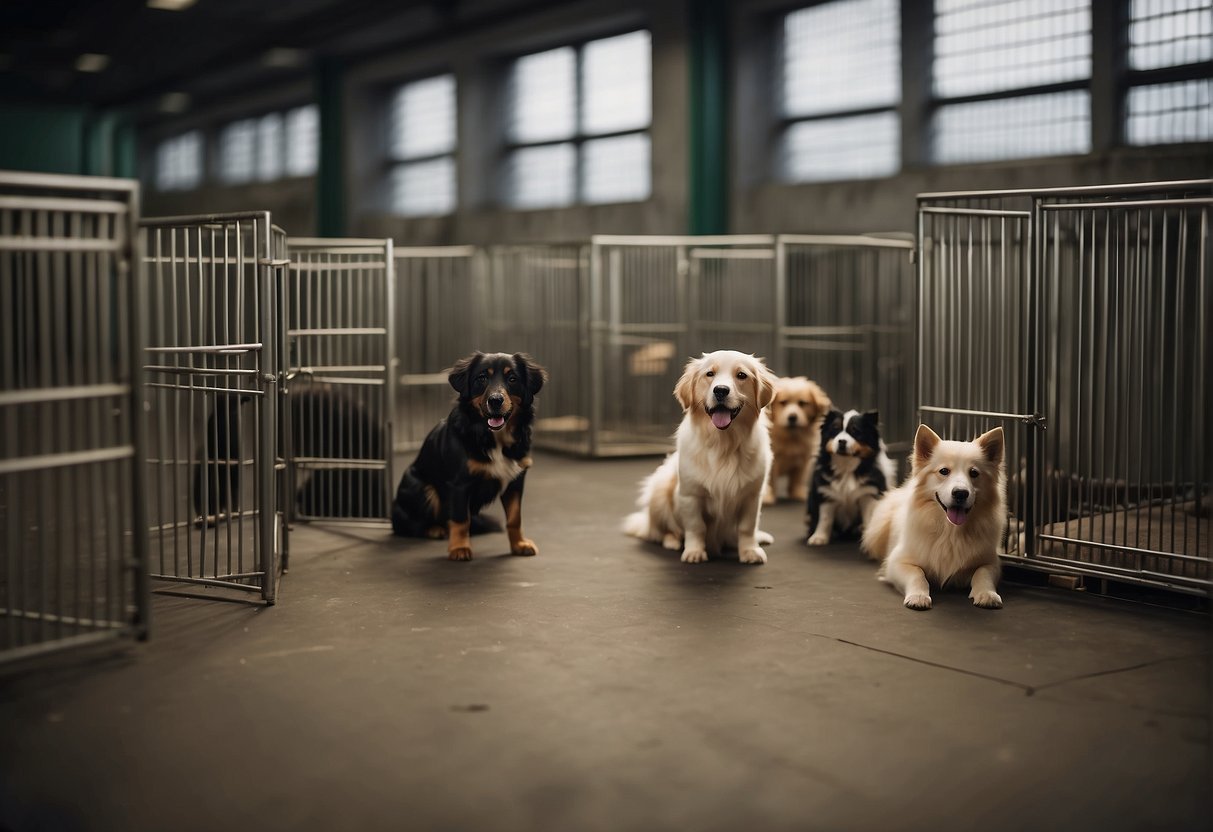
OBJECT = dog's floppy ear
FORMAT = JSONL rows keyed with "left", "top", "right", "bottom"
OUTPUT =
{"left": 447, "top": 352, "right": 483, "bottom": 396}
{"left": 862, "top": 409, "right": 880, "bottom": 427}
{"left": 811, "top": 383, "right": 833, "bottom": 415}
{"left": 913, "top": 424, "right": 942, "bottom": 469}
{"left": 976, "top": 425, "right": 1005, "bottom": 466}
{"left": 673, "top": 356, "right": 701, "bottom": 411}
{"left": 755, "top": 364, "right": 777, "bottom": 410}
{"left": 513, "top": 352, "right": 548, "bottom": 399}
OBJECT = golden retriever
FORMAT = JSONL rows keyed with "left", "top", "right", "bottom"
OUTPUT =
{"left": 764, "top": 375, "right": 832, "bottom": 505}
{"left": 623, "top": 350, "right": 777, "bottom": 564}
{"left": 862, "top": 424, "right": 1006, "bottom": 610}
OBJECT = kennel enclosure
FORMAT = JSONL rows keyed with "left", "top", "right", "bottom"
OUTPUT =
{"left": 918, "top": 180, "right": 1211, "bottom": 594}
{"left": 0, "top": 171, "right": 149, "bottom": 662}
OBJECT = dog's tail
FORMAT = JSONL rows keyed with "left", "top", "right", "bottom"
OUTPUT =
{"left": 470, "top": 513, "right": 502, "bottom": 535}
{"left": 622, "top": 509, "right": 650, "bottom": 539}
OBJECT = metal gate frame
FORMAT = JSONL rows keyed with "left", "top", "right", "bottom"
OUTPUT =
{"left": 141, "top": 212, "right": 287, "bottom": 604}
{"left": 1, "top": 170, "right": 149, "bottom": 662}
{"left": 285, "top": 237, "right": 395, "bottom": 526}
{"left": 918, "top": 179, "right": 1212, "bottom": 595}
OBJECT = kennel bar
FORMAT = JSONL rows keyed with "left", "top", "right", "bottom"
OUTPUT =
{"left": 286, "top": 238, "right": 395, "bottom": 525}
{"left": 917, "top": 179, "right": 1212, "bottom": 595}
{"left": 393, "top": 246, "right": 482, "bottom": 453}
{"left": 0, "top": 170, "right": 149, "bottom": 663}
{"left": 776, "top": 234, "right": 916, "bottom": 456}
{"left": 141, "top": 212, "right": 287, "bottom": 603}
{"left": 587, "top": 235, "right": 777, "bottom": 456}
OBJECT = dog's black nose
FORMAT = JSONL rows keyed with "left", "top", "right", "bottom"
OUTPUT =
{"left": 488, "top": 393, "right": 505, "bottom": 408}
{"left": 952, "top": 487, "right": 970, "bottom": 503}
{"left": 713, "top": 385, "right": 730, "bottom": 402}
{"left": 836, "top": 438, "right": 847, "bottom": 450}
{"left": 787, "top": 413, "right": 799, "bottom": 425}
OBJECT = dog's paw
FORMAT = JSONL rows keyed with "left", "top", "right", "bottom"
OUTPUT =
{"left": 971, "top": 590, "right": 1003, "bottom": 609}
{"left": 739, "top": 547, "right": 767, "bottom": 565}
{"left": 789, "top": 487, "right": 808, "bottom": 502}
{"left": 662, "top": 533, "right": 682, "bottom": 551}
{"left": 762, "top": 491, "right": 776, "bottom": 506}
{"left": 904, "top": 593, "right": 932, "bottom": 610}
{"left": 448, "top": 547, "right": 474, "bottom": 562}
{"left": 511, "top": 539, "right": 539, "bottom": 557}
{"left": 807, "top": 530, "right": 831, "bottom": 546}
{"left": 680, "top": 547, "right": 709, "bottom": 564}
{"left": 756, "top": 530, "right": 774, "bottom": 545}
{"left": 425, "top": 525, "right": 447, "bottom": 540}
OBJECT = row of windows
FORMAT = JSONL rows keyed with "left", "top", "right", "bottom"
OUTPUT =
{"left": 153, "top": 0, "right": 1211, "bottom": 207}
{"left": 782, "top": 0, "right": 1212, "bottom": 182}
{"left": 155, "top": 105, "right": 319, "bottom": 191}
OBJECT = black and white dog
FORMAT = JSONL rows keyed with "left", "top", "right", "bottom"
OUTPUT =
{"left": 805, "top": 409, "right": 897, "bottom": 546}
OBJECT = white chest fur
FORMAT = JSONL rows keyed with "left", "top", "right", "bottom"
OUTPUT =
{"left": 820, "top": 454, "right": 883, "bottom": 528}
{"left": 480, "top": 446, "right": 526, "bottom": 484}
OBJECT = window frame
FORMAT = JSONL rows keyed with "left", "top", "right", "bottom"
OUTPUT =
{"left": 384, "top": 72, "right": 459, "bottom": 218}
{"left": 500, "top": 27, "right": 654, "bottom": 210}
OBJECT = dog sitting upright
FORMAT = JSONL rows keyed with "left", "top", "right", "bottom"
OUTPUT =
{"left": 391, "top": 352, "right": 547, "bottom": 561}
{"left": 805, "top": 409, "right": 897, "bottom": 546}
{"left": 764, "top": 376, "right": 832, "bottom": 505}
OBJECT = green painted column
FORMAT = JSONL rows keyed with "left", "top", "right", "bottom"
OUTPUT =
{"left": 316, "top": 57, "right": 345, "bottom": 237}
{"left": 688, "top": 0, "right": 729, "bottom": 235}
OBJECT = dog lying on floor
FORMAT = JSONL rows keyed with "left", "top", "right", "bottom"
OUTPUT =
{"left": 862, "top": 424, "right": 1006, "bottom": 610}
{"left": 805, "top": 409, "right": 897, "bottom": 546}
{"left": 765, "top": 375, "right": 832, "bottom": 505}
{"left": 391, "top": 351, "right": 547, "bottom": 561}
{"left": 623, "top": 350, "right": 777, "bottom": 565}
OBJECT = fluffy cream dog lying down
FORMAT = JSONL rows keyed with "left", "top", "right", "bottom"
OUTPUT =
{"left": 623, "top": 350, "right": 777, "bottom": 564}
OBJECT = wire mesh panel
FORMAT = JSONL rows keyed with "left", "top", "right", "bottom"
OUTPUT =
{"left": 286, "top": 238, "right": 394, "bottom": 524}
{"left": 588, "top": 236, "right": 775, "bottom": 455}
{"left": 777, "top": 234, "right": 916, "bottom": 455}
{"left": 918, "top": 180, "right": 1213, "bottom": 595}
{"left": 393, "top": 247, "right": 482, "bottom": 452}
{"left": 141, "top": 213, "right": 286, "bottom": 603}
{"left": 1034, "top": 186, "right": 1210, "bottom": 593}
{"left": 0, "top": 171, "right": 148, "bottom": 662}
{"left": 485, "top": 244, "right": 589, "bottom": 454}
{"left": 917, "top": 200, "right": 1037, "bottom": 554}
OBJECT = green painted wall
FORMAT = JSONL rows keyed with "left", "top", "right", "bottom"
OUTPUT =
{"left": 688, "top": 0, "right": 729, "bottom": 235}
{"left": 0, "top": 103, "right": 87, "bottom": 174}
{"left": 316, "top": 58, "right": 346, "bottom": 236}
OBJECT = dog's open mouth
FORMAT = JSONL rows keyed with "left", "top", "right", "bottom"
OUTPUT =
{"left": 936, "top": 494, "right": 970, "bottom": 526}
{"left": 706, "top": 404, "right": 742, "bottom": 430}
{"left": 486, "top": 413, "right": 510, "bottom": 431}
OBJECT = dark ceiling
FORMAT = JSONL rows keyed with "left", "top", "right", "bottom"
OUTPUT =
{"left": 0, "top": 0, "right": 550, "bottom": 121}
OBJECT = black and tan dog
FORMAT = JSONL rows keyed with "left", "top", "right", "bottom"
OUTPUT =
{"left": 391, "top": 351, "right": 547, "bottom": 561}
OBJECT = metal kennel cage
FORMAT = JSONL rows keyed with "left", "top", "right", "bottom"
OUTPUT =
{"left": 285, "top": 238, "right": 395, "bottom": 525}
{"left": 0, "top": 170, "right": 149, "bottom": 663}
{"left": 141, "top": 212, "right": 287, "bottom": 603}
{"left": 918, "top": 180, "right": 1211, "bottom": 595}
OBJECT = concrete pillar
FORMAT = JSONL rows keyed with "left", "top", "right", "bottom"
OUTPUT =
{"left": 317, "top": 56, "right": 346, "bottom": 236}
{"left": 688, "top": 0, "right": 728, "bottom": 235}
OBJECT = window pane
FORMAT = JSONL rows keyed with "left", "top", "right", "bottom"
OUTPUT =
{"left": 782, "top": 112, "right": 899, "bottom": 182}
{"left": 220, "top": 119, "right": 256, "bottom": 184}
{"left": 509, "top": 47, "right": 576, "bottom": 143}
{"left": 156, "top": 131, "right": 202, "bottom": 191}
{"left": 1127, "top": 78, "right": 1213, "bottom": 144}
{"left": 257, "top": 113, "right": 283, "bottom": 181}
{"left": 582, "top": 30, "right": 652, "bottom": 134}
{"left": 286, "top": 105, "right": 319, "bottom": 177}
{"left": 391, "top": 74, "right": 457, "bottom": 160}
{"left": 934, "top": 0, "right": 1091, "bottom": 98}
{"left": 391, "top": 157, "right": 456, "bottom": 216}
{"left": 782, "top": 0, "right": 900, "bottom": 117}
{"left": 582, "top": 133, "right": 650, "bottom": 203}
{"left": 506, "top": 143, "right": 575, "bottom": 209}
{"left": 932, "top": 90, "right": 1090, "bottom": 163}
{"left": 1129, "top": 0, "right": 1213, "bottom": 70}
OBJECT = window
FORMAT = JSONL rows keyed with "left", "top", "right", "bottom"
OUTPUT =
{"left": 1126, "top": 0, "right": 1213, "bottom": 145}
{"left": 931, "top": 0, "right": 1092, "bottom": 163}
{"left": 219, "top": 119, "right": 256, "bottom": 184}
{"left": 218, "top": 104, "right": 318, "bottom": 186}
{"left": 155, "top": 131, "right": 202, "bottom": 191}
{"left": 285, "top": 105, "right": 320, "bottom": 177}
{"left": 504, "top": 30, "right": 652, "bottom": 209}
{"left": 779, "top": 0, "right": 900, "bottom": 182}
{"left": 388, "top": 74, "right": 457, "bottom": 216}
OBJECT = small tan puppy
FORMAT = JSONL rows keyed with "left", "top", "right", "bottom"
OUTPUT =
{"left": 862, "top": 424, "right": 1006, "bottom": 610}
{"left": 623, "top": 350, "right": 777, "bottom": 565}
{"left": 764, "top": 376, "right": 832, "bottom": 505}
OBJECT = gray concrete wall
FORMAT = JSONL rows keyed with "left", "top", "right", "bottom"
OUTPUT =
{"left": 345, "top": 0, "right": 689, "bottom": 245}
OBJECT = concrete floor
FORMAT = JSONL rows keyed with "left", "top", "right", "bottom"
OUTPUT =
{"left": 1, "top": 452, "right": 1210, "bottom": 832}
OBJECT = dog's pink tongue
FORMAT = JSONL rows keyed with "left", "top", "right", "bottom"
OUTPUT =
{"left": 710, "top": 409, "right": 733, "bottom": 430}
{"left": 487, "top": 415, "right": 505, "bottom": 429}
{"left": 946, "top": 507, "right": 968, "bottom": 526}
